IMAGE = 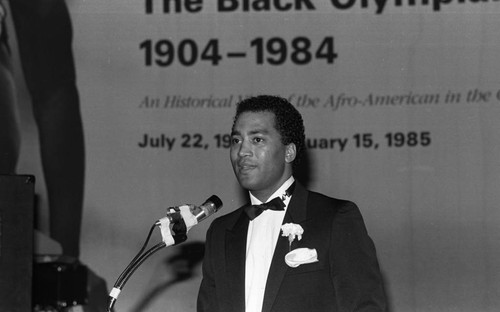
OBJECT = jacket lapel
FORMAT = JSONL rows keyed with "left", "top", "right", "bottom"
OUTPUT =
{"left": 225, "top": 209, "right": 249, "bottom": 311}
{"left": 261, "top": 182, "right": 309, "bottom": 312}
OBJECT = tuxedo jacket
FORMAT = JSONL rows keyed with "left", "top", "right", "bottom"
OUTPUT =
{"left": 197, "top": 182, "right": 387, "bottom": 312}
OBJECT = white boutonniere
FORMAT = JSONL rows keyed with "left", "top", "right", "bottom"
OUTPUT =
{"left": 281, "top": 223, "right": 319, "bottom": 268}
{"left": 281, "top": 223, "right": 304, "bottom": 251}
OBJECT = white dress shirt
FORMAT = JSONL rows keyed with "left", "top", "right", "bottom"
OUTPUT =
{"left": 245, "top": 176, "right": 295, "bottom": 312}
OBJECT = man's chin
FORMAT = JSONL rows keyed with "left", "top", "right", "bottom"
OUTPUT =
{"left": 236, "top": 176, "right": 257, "bottom": 191}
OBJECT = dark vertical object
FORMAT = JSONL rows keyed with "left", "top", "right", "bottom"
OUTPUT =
{"left": 0, "top": 174, "right": 35, "bottom": 312}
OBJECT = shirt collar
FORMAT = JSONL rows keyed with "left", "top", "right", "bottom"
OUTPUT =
{"left": 249, "top": 176, "right": 295, "bottom": 205}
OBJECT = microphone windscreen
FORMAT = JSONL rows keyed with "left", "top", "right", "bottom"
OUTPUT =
{"left": 204, "top": 195, "right": 223, "bottom": 211}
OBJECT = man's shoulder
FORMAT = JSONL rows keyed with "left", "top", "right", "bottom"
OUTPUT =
{"left": 305, "top": 189, "right": 360, "bottom": 215}
{"left": 307, "top": 188, "right": 352, "bottom": 205}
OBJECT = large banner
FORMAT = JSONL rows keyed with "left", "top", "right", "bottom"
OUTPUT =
{"left": 10, "top": 0, "right": 500, "bottom": 311}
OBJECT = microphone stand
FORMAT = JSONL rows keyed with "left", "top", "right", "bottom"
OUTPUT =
{"left": 106, "top": 196, "right": 222, "bottom": 311}
{"left": 107, "top": 222, "right": 187, "bottom": 312}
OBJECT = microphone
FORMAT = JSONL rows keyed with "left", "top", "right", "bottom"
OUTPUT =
{"left": 195, "top": 194, "right": 223, "bottom": 221}
{"left": 165, "top": 194, "right": 223, "bottom": 224}
{"left": 158, "top": 195, "right": 223, "bottom": 246}
{"left": 107, "top": 195, "right": 223, "bottom": 312}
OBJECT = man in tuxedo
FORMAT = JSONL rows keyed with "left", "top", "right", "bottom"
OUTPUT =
{"left": 197, "top": 95, "right": 387, "bottom": 312}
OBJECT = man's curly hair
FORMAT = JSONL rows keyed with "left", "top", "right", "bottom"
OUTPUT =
{"left": 232, "top": 95, "right": 306, "bottom": 170}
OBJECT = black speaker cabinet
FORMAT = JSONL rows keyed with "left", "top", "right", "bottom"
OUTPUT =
{"left": 0, "top": 175, "right": 35, "bottom": 312}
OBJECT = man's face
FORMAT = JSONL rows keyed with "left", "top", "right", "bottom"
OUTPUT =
{"left": 230, "top": 111, "right": 292, "bottom": 201}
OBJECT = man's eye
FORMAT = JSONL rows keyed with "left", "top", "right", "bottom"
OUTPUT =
{"left": 231, "top": 137, "right": 241, "bottom": 144}
{"left": 253, "top": 137, "right": 264, "bottom": 143}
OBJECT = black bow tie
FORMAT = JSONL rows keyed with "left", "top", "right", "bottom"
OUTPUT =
{"left": 244, "top": 197, "right": 285, "bottom": 220}
{"left": 244, "top": 182, "right": 295, "bottom": 220}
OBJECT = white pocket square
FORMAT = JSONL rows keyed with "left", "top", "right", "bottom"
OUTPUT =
{"left": 284, "top": 248, "right": 319, "bottom": 268}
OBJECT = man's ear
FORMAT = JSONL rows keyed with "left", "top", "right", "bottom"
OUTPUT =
{"left": 285, "top": 143, "right": 296, "bottom": 163}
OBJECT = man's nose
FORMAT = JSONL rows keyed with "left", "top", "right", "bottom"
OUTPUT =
{"left": 238, "top": 140, "right": 252, "bottom": 157}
